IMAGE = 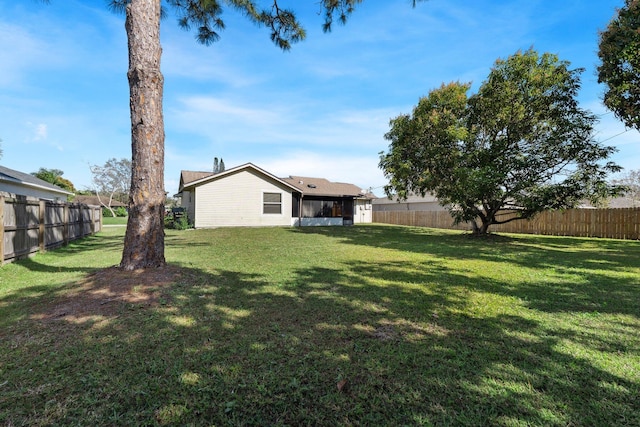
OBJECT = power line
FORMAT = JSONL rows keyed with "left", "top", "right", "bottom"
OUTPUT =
{"left": 598, "top": 128, "right": 632, "bottom": 144}
{"left": 595, "top": 111, "right": 612, "bottom": 118}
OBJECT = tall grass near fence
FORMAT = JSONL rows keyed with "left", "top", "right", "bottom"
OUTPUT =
{"left": 374, "top": 207, "right": 640, "bottom": 240}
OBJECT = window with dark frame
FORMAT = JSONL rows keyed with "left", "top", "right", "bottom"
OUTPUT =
{"left": 263, "top": 192, "right": 282, "bottom": 214}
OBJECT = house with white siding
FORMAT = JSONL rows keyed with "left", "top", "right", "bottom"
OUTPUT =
{"left": 0, "top": 165, "right": 73, "bottom": 201}
{"left": 177, "top": 163, "right": 373, "bottom": 228}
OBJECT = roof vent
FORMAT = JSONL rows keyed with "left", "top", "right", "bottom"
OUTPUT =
{"left": 307, "top": 184, "right": 317, "bottom": 188}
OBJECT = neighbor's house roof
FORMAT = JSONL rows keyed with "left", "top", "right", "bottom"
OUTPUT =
{"left": 579, "top": 196, "right": 640, "bottom": 209}
{"left": 372, "top": 192, "right": 440, "bottom": 205}
{"left": 72, "top": 195, "right": 127, "bottom": 207}
{"left": 179, "top": 163, "right": 301, "bottom": 193}
{"left": 608, "top": 196, "right": 639, "bottom": 208}
{"left": 179, "top": 170, "right": 215, "bottom": 191}
{"left": 281, "top": 176, "right": 372, "bottom": 198}
{"left": 0, "top": 165, "right": 73, "bottom": 197}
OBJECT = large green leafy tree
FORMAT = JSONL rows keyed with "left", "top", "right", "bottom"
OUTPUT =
{"left": 379, "top": 49, "right": 624, "bottom": 235}
{"left": 598, "top": 0, "right": 640, "bottom": 131}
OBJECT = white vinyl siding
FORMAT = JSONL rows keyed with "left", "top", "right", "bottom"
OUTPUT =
{"left": 180, "top": 190, "right": 195, "bottom": 224}
{"left": 0, "top": 182, "right": 69, "bottom": 201}
{"left": 193, "top": 169, "right": 293, "bottom": 228}
{"left": 354, "top": 199, "right": 373, "bottom": 223}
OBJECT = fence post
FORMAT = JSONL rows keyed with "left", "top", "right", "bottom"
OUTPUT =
{"left": 63, "top": 203, "right": 69, "bottom": 246}
{"left": 90, "top": 206, "right": 95, "bottom": 234}
{"left": 80, "top": 205, "right": 85, "bottom": 237}
{"left": 39, "top": 200, "right": 46, "bottom": 252}
{"left": 96, "top": 206, "right": 102, "bottom": 232}
{"left": 0, "top": 196, "right": 4, "bottom": 265}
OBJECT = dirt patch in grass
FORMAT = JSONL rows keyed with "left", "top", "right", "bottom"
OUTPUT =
{"left": 31, "top": 265, "right": 182, "bottom": 323}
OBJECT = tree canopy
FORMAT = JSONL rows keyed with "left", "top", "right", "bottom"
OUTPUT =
{"left": 31, "top": 167, "right": 76, "bottom": 193}
{"left": 598, "top": 0, "right": 640, "bottom": 131}
{"left": 379, "top": 49, "right": 624, "bottom": 235}
{"left": 110, "top": 0, "right": 374, "bottom": 49}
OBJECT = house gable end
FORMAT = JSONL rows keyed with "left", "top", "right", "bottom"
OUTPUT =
{"left": 182, "top": 163, "right": 301, "bottom": 194}
{"left": 192, "top": 166, "right": 296, "bottom": 228}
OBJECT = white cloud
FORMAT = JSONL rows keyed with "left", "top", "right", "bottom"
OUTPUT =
{"left": 164, "top": 148, "right": 387, "bottom": 197}
{"left": 169, "top": 94, "right": 396, "bottom": 150}
{"left": 258, "top": 151, "right": 386, "bottom": 194}
{"left": 175, "top": 96, "right": 283, "bottom": 125}
{"left": 33, "top": 123, "right": 48, "bottom": 141}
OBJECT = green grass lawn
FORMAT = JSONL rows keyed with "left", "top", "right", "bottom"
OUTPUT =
{"left": 0, "top": 225, "right": 638, "bottom": 426}
{"left": 101, "top": 216, "right": 128, "bottom": 226}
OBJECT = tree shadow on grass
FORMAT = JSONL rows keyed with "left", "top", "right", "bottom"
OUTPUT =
{"left": 1, "top": 257, "right": 637, "bottom": 426}
{"left": 12, "top": 257, "right": 103, "bottom": 274}
{"left": 52, "top": 231, "right": 125, "bottom": 254}
{"left": 290, "top": 224, "right": 639, "bottom": 269}
{"left": 291, "top": 225, "right": 640, "bottom": 317}
{"left": 8, "top": 231, "right": 125, "bottom": 274}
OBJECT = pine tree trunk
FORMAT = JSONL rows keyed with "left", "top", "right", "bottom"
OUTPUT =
{"left": 120, "top": 0, "right": 166, "bottom": 270}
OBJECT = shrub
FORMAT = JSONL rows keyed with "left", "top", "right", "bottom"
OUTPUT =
{"left": 164, "top": 213, "right": 191, "bottom": 230}
{"left": 102, "top": 206, "right": 128, "bottom": 218}
{"left": 173, "top": 215, "right": 191, "bottom": 230}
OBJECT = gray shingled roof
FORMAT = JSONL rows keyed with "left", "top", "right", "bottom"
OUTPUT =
{"left": 0, "top": 165, "right": 73, "bottom": 195}
{"left": 179, "top": 170, "right": 215, "bottom": 191}
{"left": 281, "top": 176, "right": 366, "bottom": 197}
{"left": 179, "top": 164, "right": 373, "bottom": 199}
{"left": 181, "top": 170, "right": 215, "bottom": 185}
{"left": 179, "top": 164, "right": 303, "bottom": 194}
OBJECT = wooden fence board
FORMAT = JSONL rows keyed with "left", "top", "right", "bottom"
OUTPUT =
{"left": 373, "top": 207, "right": 640, "bottom": 240}
{"left": 1, "top": 194, "right": 102, "bottom": 264}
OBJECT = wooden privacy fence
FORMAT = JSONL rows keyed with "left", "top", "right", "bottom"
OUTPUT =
{"left": 1, "top": 194, "right": 102, "bottom": 264}
{"left": 373, "top": 207, "right": 640, "bottom": 240}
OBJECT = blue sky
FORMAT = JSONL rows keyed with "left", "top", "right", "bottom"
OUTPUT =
{"left": 0, "top": 0, "right": 637, "bottom": 197}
